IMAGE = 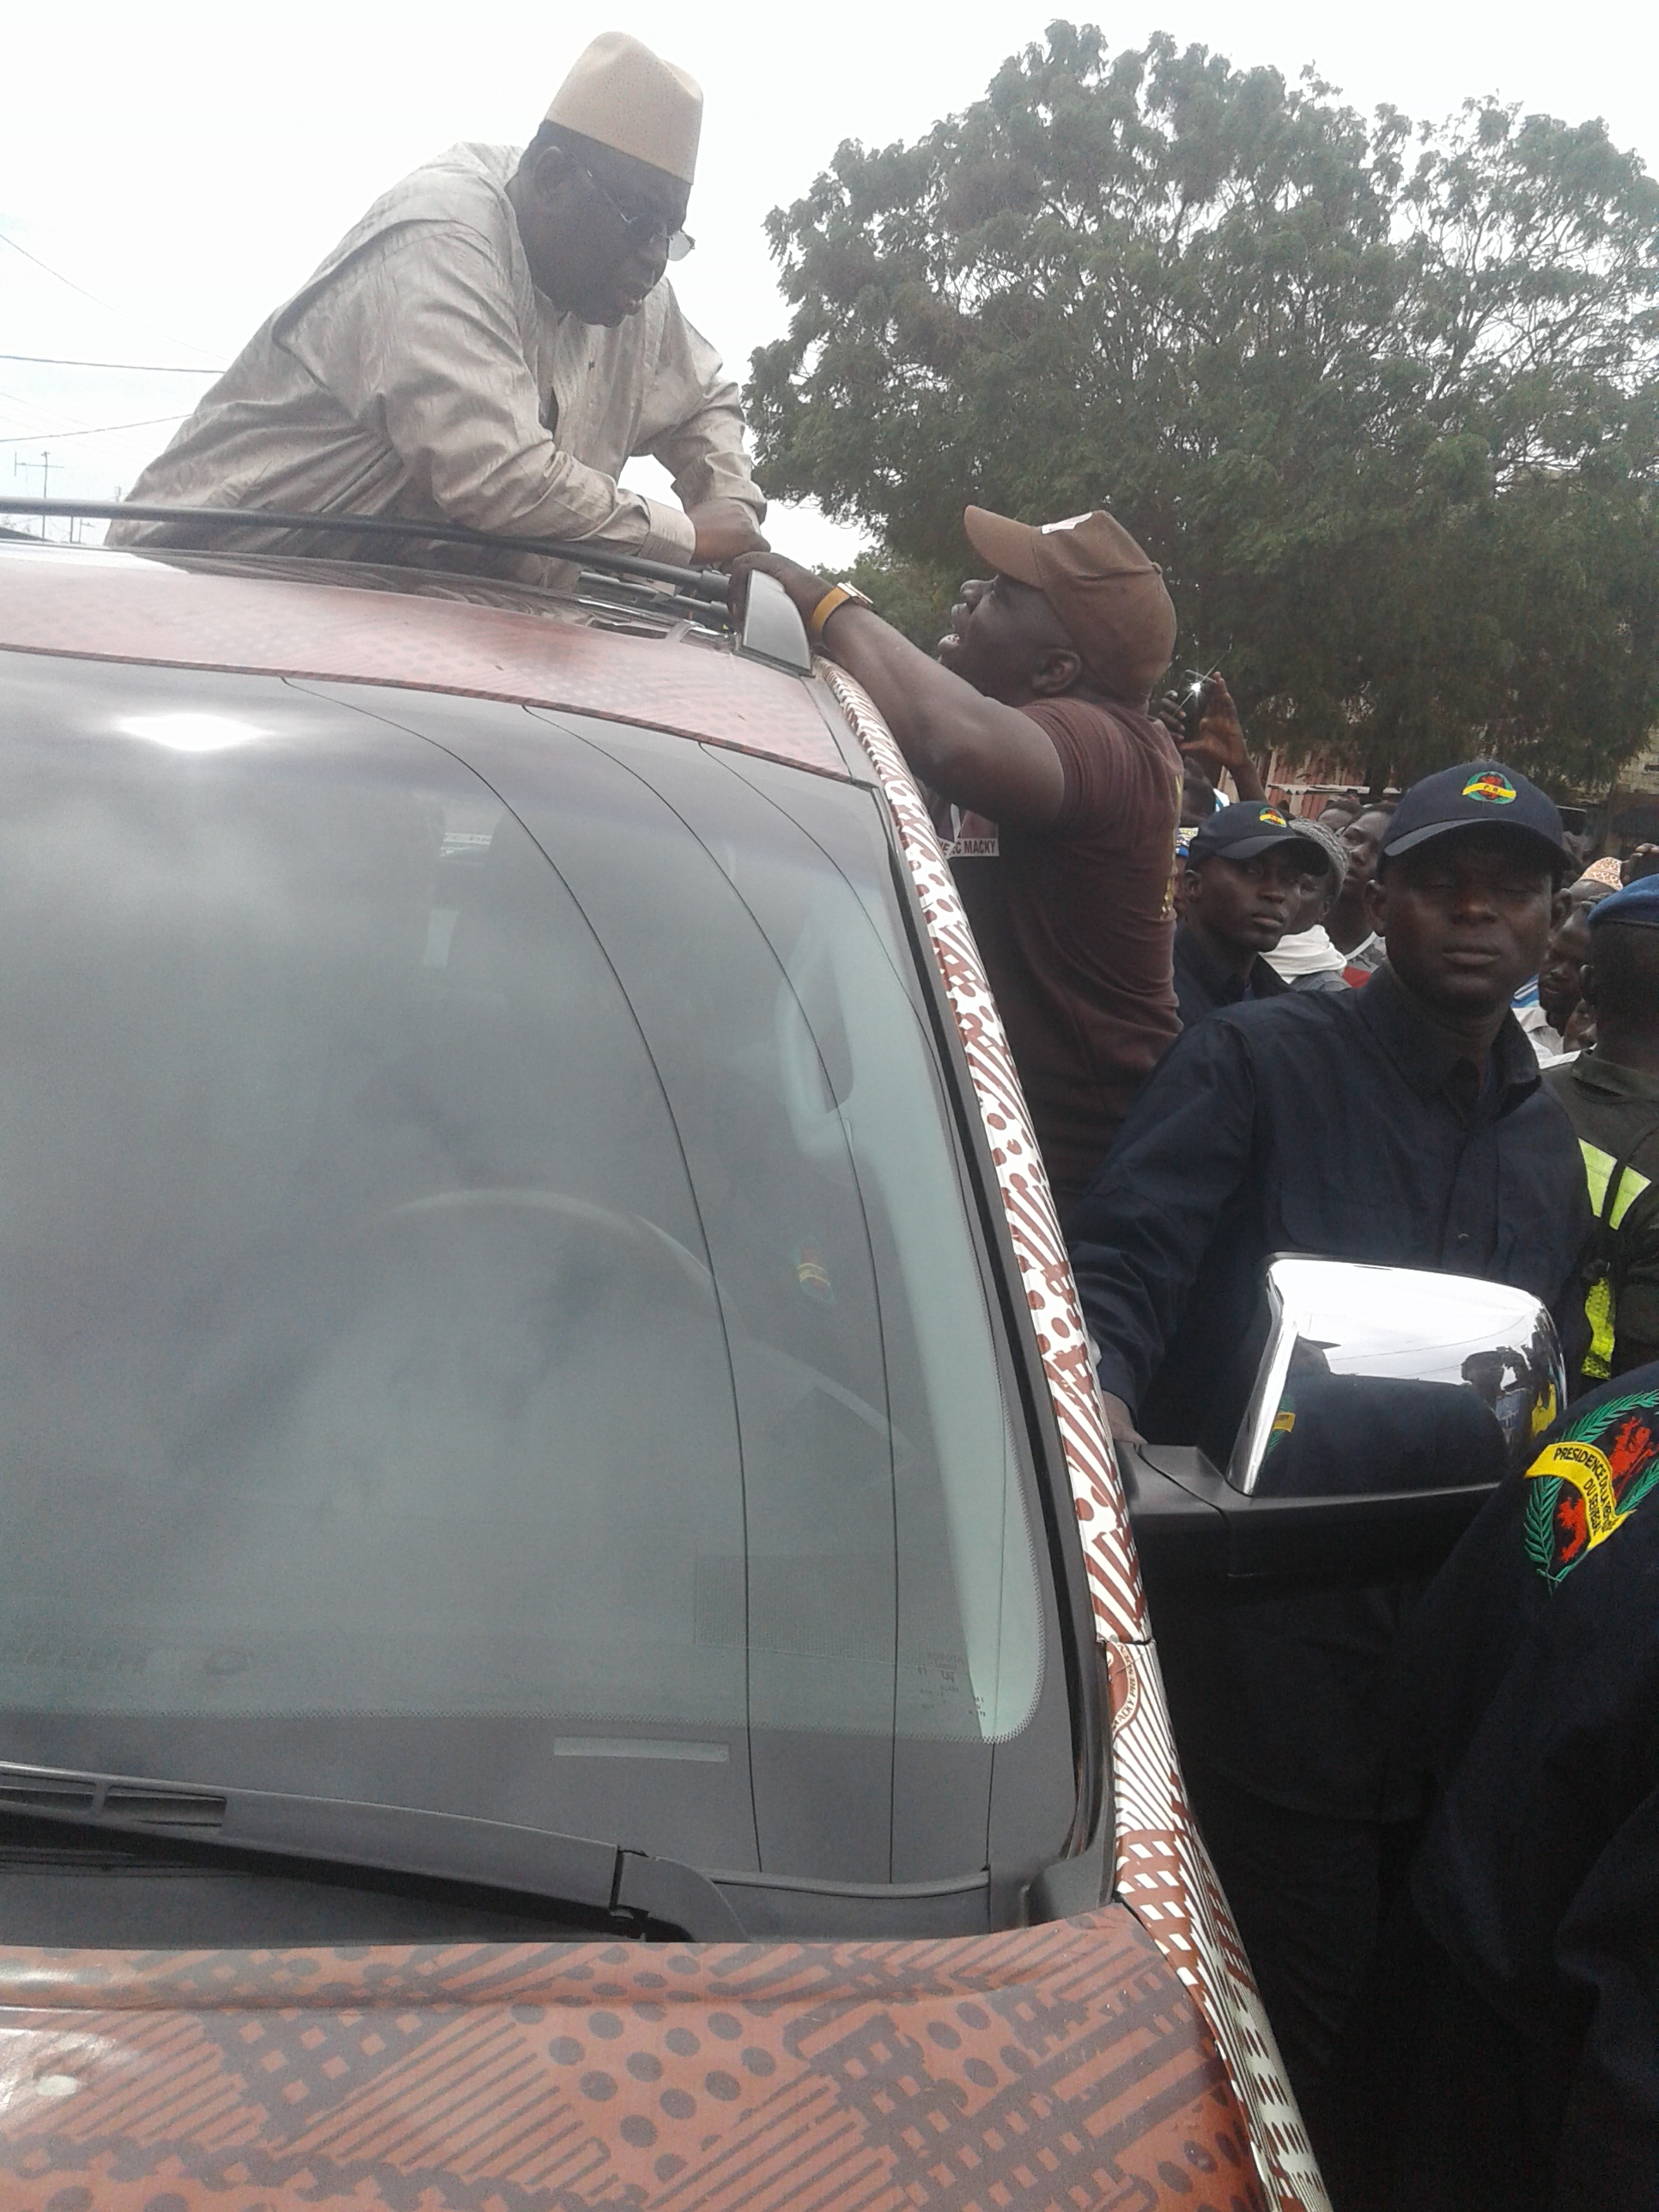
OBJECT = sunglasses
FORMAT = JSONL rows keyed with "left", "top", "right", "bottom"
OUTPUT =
{"left": 574, "top": 156, "right": 695, "bottom": 262}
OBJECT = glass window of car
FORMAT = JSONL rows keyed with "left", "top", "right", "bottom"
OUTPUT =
{"left": 0, "top": 653, "right": 1066, "bottom": 1887}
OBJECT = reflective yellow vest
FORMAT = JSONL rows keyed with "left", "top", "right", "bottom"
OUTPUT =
{"left": 1578, "top": 1139, "right": 1655, "bottom": 1380}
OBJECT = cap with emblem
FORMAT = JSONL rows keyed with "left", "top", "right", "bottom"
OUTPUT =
{"left": 1380, "top": 760, "right": 1566, "bottom": 868}
{"left": 547, "top": 33, "right": 702, "bottom": 186}
{"left": 1188, "top": 800, "right": 1311, "bottom": 866}
{"left": 962, "top": 505, "right": 1176, "bottom": 703}
{"left": 1588, "top": 877, "right": 1659, "bottom": 931}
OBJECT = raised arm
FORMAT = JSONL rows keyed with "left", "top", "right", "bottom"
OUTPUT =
{"left": 732, "top": 554, "right": 1067, "bottom": 829}
{"left": 1156, "top": 674, "right": 1267, "bottom": 803}
{"left": 642, "top": 296, "right": 768, "bottom": 558}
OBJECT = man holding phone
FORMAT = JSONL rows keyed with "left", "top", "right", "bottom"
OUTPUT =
{"left": 1156, "top": 672, "right": 1267, "bottom": 805}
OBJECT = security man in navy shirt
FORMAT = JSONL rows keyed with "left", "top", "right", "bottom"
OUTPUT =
{"left": 1365, "top": 1363, "right": 1659, "bottom": 2209}
{"left": 1171, "top": 799, "right": 1303, "bottom": 1025}
{"left": 1068, "top": 760, "right": 1591, "bottom": 2133}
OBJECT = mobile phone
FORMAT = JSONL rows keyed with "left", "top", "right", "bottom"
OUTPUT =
{"left": 1180, "top": 672, "right": 1215, "bottom": 744}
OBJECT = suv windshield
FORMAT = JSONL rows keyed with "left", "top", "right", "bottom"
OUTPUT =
{"left": 0, "top": 652, "right": 1072, "bottom": 1899}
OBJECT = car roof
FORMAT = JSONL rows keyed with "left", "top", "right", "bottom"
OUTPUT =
{"left": 0, "top": 538, "right": 848, "bottom": 781}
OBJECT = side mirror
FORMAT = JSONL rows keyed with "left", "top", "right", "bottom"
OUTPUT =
{"left": 1230, "top": 1255, "right": 1563, "bottom": 1496}
{"left": 1121, "top": 1258, "right": 1564, "bottom": 1589}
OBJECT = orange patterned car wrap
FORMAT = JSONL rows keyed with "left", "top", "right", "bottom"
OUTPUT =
{"left": 816, "top": 665, "right": 1328, "bottom": 2212}
{"left": 0, "top": 1915, "right": 1262, "bottom": 2212}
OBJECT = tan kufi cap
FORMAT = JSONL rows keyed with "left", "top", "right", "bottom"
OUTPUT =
{"left": 1578, "top": 854, "right": 1625, "bottom": 888}
{"left": 546, "top": 33, "right": 702, "bottom": 186}
{"left": 963, "top": 505, "right": 1176, "bottom": 703}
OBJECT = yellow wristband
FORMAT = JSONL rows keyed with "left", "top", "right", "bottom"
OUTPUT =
{"left": 807, "top": 584, "right": 856, "bottom": 641}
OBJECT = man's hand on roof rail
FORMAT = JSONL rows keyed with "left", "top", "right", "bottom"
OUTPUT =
{"left": 731, "top": 552, "right": 1069, "bottom": 831}
{"left": 687, "top": 498, "right": 769, "bottom": 566}
{"left": 729, "top": 550, "right": 829, "bottom": 622}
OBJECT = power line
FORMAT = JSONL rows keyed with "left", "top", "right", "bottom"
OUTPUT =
{"left": 0, "top": 414, "right": 184, "bottom": 446}
{"left": 0, "top": 228, "right": 121, "bottom": 310}
{"left": 0, "top": 351, "right": 223, "bottom": 374}
{"left": 0, "top": 230, "right": 222, "bottom": 364}
{"left": 0, "top": 383, "right": 100, "bottom": 431}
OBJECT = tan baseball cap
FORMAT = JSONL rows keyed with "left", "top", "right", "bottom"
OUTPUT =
{"left": 546, "top": 33, "right": 702, "bottom": 186}
{"left": 963, "top": 505, "right": 1176, "bottom": 703}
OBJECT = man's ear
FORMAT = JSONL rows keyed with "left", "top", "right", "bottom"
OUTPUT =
{"left": 523, "top": 140, "right": 574, "bottom": 207}
{"left": 1364, "top": 872, "right": 1387, "bottom": 931}
{"left": 1550, "top": 887, "right": 1571, "bottom": 929}
{"left": 1030, "top": 647, "right": 1084, "bottom": 698}
{"left": 1580, "top": 959, "right": 1601, "bottom": 1010}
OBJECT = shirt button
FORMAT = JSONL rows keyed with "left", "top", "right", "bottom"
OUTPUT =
{"left": 1455, "top": 1233, "right": 1471, "bottom": 1247}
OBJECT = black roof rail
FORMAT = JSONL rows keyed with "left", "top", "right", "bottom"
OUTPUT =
{"left": 0, "top": 497, "right": 732, "bottom": 605}
{"left": 0, "top": 495, "right": 815, "bottom": 677}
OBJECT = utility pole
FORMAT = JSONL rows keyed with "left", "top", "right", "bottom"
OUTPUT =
{"left": 12, "top": 450, "right": 53, "bottom": 537}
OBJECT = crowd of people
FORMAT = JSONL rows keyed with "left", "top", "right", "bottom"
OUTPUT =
{"left": 106, "top": 32, "right": 1656, "bottom": 2207}
{"left": 746, "top": 516, "right": 1659, "bottom": 2212}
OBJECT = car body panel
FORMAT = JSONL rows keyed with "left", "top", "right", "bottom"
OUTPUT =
{"left": 0, "top": 542, "right": 1328, "bottom": 2211}
{"left": 0, "top": 541, "right": 846, "bottom": 781}
{"left": 0, "top": 1913, "right": 1258, "bottom": 2212}
{"left": 817, "top": 665, "right": 1327, "bottom": 2212}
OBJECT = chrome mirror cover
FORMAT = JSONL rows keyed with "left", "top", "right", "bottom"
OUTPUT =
{"left": 736, "top": 568, "right": 812, "bottom": 673}
{"left": 1228, "top": 1257, "right": 1564, "bottom": 1498}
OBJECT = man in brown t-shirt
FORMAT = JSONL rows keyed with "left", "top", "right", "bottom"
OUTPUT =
{"left": 735, "top": 507, "right": 1181, "bottom": 1218}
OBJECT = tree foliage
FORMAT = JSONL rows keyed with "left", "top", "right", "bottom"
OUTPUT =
{"left": 748, "top": 25, "right": 1659, "bottom": 788}
{"left": 843, "top": 549, "right": 959, "bottom": 647}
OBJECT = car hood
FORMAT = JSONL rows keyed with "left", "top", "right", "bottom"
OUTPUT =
{"left": 0, "top": 1904, "right": 1257, "bottom": 2210}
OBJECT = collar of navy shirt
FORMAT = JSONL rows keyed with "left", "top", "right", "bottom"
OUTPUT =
{"left": 1174, "top": 922, "right": 1286, "bottom": 1007}
{"left": 1568, "top": 1048, "right": 1659, "bottom": 1104}
{"left": 1356, "top": 963, "right": 1542, "bottom": 1121}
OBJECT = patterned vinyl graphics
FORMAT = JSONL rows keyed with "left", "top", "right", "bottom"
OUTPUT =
{"left": 817, "top": 665, "right": 1328, "bottom": 2212}
{"left": 0, "top": 1915, "right": 1260, "bottom": 2211}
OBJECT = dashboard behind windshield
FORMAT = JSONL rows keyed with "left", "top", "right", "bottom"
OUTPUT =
{"left": 0, "top": 651, "right": 1073, "bottom": 1899}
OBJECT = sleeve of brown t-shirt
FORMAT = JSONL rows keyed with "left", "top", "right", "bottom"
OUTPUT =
{"left": 1019, "top": 699, "right": 1133, "bottom": 836}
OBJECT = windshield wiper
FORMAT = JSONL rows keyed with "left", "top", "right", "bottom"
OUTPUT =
{"left": 0, "top": 1759, "right": 744, "bottom": 1941}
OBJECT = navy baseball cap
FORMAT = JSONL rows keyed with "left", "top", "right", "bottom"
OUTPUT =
{"left": 1188, "top": 799, "right": 1310, "bottom": 866}
{"left": 1380, "top": 761, "right": 1566, "bottom": 867}
{"left": 1589, "top": 877, "right": 1659, "bottom": 931}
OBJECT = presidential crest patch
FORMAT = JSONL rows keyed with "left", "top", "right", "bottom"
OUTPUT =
{"left": 1524, "top": 1389, "right": 1659, "bottom": 1584}
{"left": 1462, "top": 769, "right": 1517, "bottom": 805}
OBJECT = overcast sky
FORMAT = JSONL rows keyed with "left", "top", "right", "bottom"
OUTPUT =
{"left": 2, "top": 0, "right": 1653, "bottom": 567}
